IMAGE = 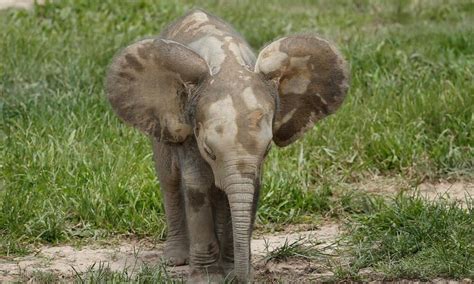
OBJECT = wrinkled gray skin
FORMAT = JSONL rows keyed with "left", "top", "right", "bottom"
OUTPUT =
{"left": 106, "top": 9, "right": 349, "bottom": 283}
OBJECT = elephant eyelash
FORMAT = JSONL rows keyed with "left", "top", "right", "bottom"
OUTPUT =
{"left": 203, "top": 143, "right": 216, "bottom": 160}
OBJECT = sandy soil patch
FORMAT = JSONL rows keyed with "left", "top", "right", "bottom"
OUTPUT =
{"left": 0, "top": 0, "right": 44, "bottom": 10}
{"left": 418, "top": 182, "right": 473, "bottom": 204}
{"left": 0, "top": 223, "right": 339, "bottom": 282}
{"left": 353, "top": 177, "right": 473, "bottom": 206}
{"left": 0, "top": 180, "right": 471, "bottom": 282}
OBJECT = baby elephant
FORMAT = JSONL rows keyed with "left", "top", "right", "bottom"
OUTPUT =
{"left": 106, "top": 9, "right": 348, "bottom": 283}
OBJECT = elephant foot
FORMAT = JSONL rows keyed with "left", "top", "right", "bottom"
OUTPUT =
{"left": 164, "top": 238, "right": 189, "bottom": 266}
{"left": 221, "top": 260, "right": 234, "bottom": 280}
{"left": 188, "top": 265, "right": 224, "bottom": 284}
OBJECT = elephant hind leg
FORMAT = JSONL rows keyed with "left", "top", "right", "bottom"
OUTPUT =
{"left": 161, "top": 183, "right": 189, "bottom": 266}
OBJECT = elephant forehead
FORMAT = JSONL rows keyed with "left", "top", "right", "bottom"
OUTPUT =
{"left": 202, "top": 88, "right": 273, "bottom": 156}
{"left": 207, "top": 96, "right": 238, "bottom": 122}
{"left": 205, "top": 87, "right": 270, "bottom": 122}
{"left": 206, "top": 95, "right": 239, "bottom": 137}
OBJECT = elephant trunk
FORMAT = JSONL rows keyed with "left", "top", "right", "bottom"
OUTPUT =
{"left": 224, "top": 173, "right": 257, "bottom": 283}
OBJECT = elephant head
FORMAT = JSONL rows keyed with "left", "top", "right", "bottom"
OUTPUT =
{"left": 106, "top": 34, "right": 348, "bottom": 282}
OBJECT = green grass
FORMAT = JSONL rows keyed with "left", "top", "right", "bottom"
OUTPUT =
{"left": 339, "top": 194, "right": 474, "bottom": 280}
{"left": 263, "top": 236, "right": 331, "bottom": 263}
{"left": 0, "top": 0, "right": 473, "bottom": 280}
{"left": 23, "top": 262, "right": 181, "bottom": 283}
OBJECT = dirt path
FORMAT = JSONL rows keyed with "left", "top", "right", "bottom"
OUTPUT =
{"left": 0, "top": 223, "right": 340, "bottom": 282}
{"left": 1, "top": 181, "right": 472, "bottom": 282}
{"left": 356, "top": 178, "right": 474, "bottom": 207}
{"left": 0, "top": 0, "right": 44, "bottom": 10}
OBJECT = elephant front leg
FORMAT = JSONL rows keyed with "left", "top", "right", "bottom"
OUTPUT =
{"left": 153, "top": 141, "right": 189, "bottom": 266}
{"left": 185, "top": 187, "right": 224, "bottom": 283}
{"left": 181, "top": 152, "right": 224, "bottom": 283}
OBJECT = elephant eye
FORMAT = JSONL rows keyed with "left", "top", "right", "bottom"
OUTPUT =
{"left": 203, "top": 143, "right": 216, "bottom": 161}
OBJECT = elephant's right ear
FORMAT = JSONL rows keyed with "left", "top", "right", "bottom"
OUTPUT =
{"left": 106, "top": 38, "right": 210, "bottom": 143}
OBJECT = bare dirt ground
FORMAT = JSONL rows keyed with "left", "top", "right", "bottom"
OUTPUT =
{"left": 1, "top": 181, "right": 473, "bottom": 283}
{"left": 0, "top": 223, "right": 340, "bottom": 282}
{"left": 0, "top": 0, "right": 44, "bottom": 10}
{"left": 354, "top": 177, "right": 474, "bottom": 207}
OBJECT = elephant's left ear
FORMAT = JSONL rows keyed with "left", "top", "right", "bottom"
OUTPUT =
{"left": 255, "top": 35, "right": 349, "bottom": 147}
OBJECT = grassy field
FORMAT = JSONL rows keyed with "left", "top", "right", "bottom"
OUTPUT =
{"left": 1, "top": 0, "right": 473, "bottom": 281}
